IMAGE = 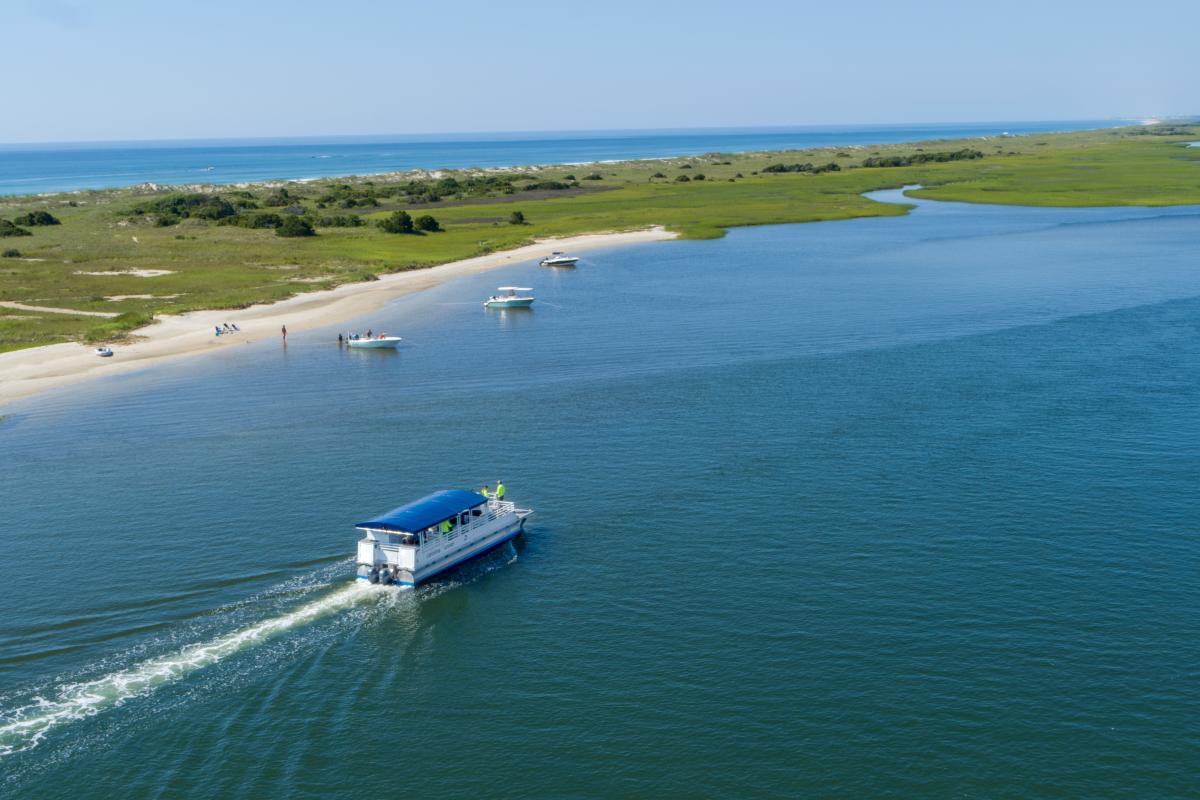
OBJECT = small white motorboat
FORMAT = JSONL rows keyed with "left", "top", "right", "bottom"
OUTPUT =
{"left": 95, "top": 347, "right": 114, "bottom": 357}
{"left": 483, "top": 287, "right": 535, "bottom": 309}
{"left": 539, "top": 251, "right": 579, "bottom": 267}
{"left": 346, "top": 333, "right": 402, "bottom": 349}
{"left": 355, "top": 489, "right": 533, "bottom": 586}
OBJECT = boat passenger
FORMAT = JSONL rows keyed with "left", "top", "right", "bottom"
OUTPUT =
{"left": 481, "top": 485, "right": 490, "bottom": 498}
{"left": 366, "top": 329, "right": 373, "bottom": 338}
{"left": 439, "top": 519, "right": 452, "bottom": 534}
{"left": 495, "top": 481, "right": 506, "bottom": 501}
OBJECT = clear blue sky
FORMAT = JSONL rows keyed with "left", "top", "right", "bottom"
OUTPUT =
{"left": 4, "top": 0, "right": 1196, "bottom": 143}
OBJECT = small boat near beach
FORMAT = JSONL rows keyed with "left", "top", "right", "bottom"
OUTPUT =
{"left": 346, "top": 333, "right": 402, "bottom": 349}
{"left": 483, "top": 287, "right": 535, "bottom": 309}
{"left": 95, "top": 347, "right": 113, "bottom": 357}
{"left": 539, "top": 251, "right": 579, "bottom": 267}
{"left": 355, "top": 489, "right": 533, "bottom": 586}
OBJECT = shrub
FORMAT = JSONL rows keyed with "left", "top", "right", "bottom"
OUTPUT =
{"left": 275, "top": 217, "right": 315, "bottom": 237}
{"left": 860, "top": 149, "right": 983, "bottom": 168}
{"left": 679, "top": 164, "right": 692, "bottom": 169}
{"left": 735, "top": 173, "right": 743, "bottom": 178}
{"left": 693, "top": 173, "right": 706, "bottom": 181}
{"left": 414, "top": 214, "right": 441, "bottom": 232}
{"left": 12, "top": 211, "right": 60, "bottom": 226}
{"left": 2, "top": 248, "right": 20, "bottom": 257}
{"left": 244, "top": 213, "right": 283, "bottom": 229}
{"left": 761, "top": 162, "right": 841, "bottom": 175}
{"left": 378, "top": 210, "right": 414, "bottom": 234}
{"left": 262, "top": 188, "right": 294, "bottom": 207}
{"left": 130, "top": 193, "right": 236, "bottom": 223}
{"left": 651, "top": 172, "right": 666, "bottom": 179}
{"left": 563, "top": 174, "right": 577, "bottom": 181}
{"left": 674, "top": 175, "right": 691, "bottom": 182}
{"left": 520, "top": 180, "right": 573, "bottom": 191}
{"left": 508, "top": 210, "right": 525, "bottom": 225}
{"left": 582, "top": 173, "right": 603, "bottom": 180}
{"left": 0, "top": 219, "right": 32, "bottom": 237}
{"left": 315, "top": 214, "right": 364, "bottom": 228}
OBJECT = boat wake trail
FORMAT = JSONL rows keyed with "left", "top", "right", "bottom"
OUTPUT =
{"left": 0, "top": 582, "right": 382, "bottom": 758}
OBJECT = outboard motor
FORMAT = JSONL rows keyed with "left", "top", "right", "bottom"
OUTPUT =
{"left": 368, "top": 565, "right": 380, "bottom": 584}
{"left": 379, "top": 567, "right": 393, "bottom": 586}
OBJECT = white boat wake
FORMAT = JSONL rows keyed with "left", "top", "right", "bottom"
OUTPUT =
{"left": 0, "top": 543, "right": 520, "bottom": 761}
{"left": 0, "top": 582, "right": 382, "bottom": 758}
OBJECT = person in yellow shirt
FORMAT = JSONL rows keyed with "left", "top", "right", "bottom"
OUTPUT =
{"left": 495, "top": 481, "right": 506, "bottom": 501}
{"left": 481, "top": 485, "right": 491, "bottom": 499}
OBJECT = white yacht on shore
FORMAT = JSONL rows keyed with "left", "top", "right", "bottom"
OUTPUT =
{"left": 355, "top": 490, "right": 533, "bottom": 586}
{"left": 539, "top": 251, "right": 579, "bottom": 267}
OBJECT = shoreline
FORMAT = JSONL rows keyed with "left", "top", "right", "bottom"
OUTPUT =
{"left": 0, "top": 227, "right": 675, "bottom": 409}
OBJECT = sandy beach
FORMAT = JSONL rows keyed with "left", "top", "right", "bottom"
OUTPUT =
{"left": 0, "top": 227, "right": 674, "bottom": 408}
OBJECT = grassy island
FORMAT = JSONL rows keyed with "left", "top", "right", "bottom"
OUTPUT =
{"left": 1, "top": 124, "right": 1197, "bottom": 352}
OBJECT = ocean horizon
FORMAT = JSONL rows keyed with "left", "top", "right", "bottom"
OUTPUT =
{"left": 0, "top": 119, "right": 1123, "bottom": 196}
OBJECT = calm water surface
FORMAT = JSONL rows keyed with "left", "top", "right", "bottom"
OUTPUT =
{"left": 0, "top": 120, "right": 1117, "bottom": 195}
{"left": 2, "top": 191, "right": 1199, "bottom": 798}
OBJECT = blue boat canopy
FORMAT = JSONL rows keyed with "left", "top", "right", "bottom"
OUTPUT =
{"left": 356, "top": 490, "right": 487, "bottom": 533}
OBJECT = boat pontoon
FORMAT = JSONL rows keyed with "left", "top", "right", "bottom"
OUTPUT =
{"left": 483, "top": 287, "right": 535, "bottom": 309}
{"left": 539, "top": 252, "right": 579, "bottom": 267}
{"left": 355, "top": 490, "right": 533, "bottom": 586}
{"left": 347, "top": 333, "right": 402, "bottom": 349}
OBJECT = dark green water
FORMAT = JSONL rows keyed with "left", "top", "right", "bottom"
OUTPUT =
{"left": 2, "top": 190, "right": 1199, "bottom": 798}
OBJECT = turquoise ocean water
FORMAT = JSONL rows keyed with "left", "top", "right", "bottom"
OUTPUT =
{"left": 2, "top": 189, "right": 1199, "bottom": 797}
{"left": 0, "top": 120, "right": 1118, "bottom": 195}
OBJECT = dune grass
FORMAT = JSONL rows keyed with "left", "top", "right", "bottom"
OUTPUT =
{"left": 0, "top": 124, "right": 1196, "bottom": 351}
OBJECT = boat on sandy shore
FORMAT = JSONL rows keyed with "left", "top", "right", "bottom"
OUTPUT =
{"left": 355, "top": 489, "right": 533, "bottom": 586}
{"left": 95, "top": 347, "right": 113, "bottom": 357}
{"left": 483, "top": 287, "right": 535, "bottom": 308}
{"left": 539, "top": 252, "right": 579, "bottom": 267}
{"left": 346, "top": 333, "right": 401, "bottom": 349}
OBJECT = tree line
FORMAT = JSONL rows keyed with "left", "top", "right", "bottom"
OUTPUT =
{"left": 860, "top": 149, "right": 985, "bottom": 168}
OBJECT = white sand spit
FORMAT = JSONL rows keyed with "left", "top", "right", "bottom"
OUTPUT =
{"left": 0, "top": 228, "right": 676, "bottom": 407}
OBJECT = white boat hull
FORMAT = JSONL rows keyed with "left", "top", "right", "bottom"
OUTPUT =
{"left": 347, "top": 336, "right": 401, "bottom": 349}
{"left": 484, "top": 298, "right": 535, "bottom": 308}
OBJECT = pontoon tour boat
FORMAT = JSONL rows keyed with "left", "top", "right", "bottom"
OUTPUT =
{"left": 95, "top": 346, "right": 113, "bottom": 357}
{"left": 483, "top": 287, "right": 535, "bottom": 309}
{"left": 346, "top": 333, "right": 402, "bottom": 349}
{"left": 539, "top": 251, "right": 579, "bottom": 267}
{"left": 355, "top": 489, "right": 533, "bottom": 586}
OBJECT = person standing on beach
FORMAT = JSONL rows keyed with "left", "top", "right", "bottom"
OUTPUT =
{"left": 281, "top": 324, "right": 287, "bottom": 340}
